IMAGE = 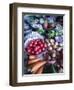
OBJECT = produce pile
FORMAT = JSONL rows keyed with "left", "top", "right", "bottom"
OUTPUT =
{"left": 23, "top": 14, "right": 63, "bottom": 74}
{"left": 26, "top": 39, "right": 47, "bottom": 55}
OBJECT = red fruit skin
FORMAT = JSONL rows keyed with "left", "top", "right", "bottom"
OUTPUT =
{"left": 38, "top": 49, "right": 42, "bottom": 53}
{"left": 29, "top": 43, "right": 33, "bottom": 47}
{"left": 38, "top": 40, "right": 42, "bottom": 45}
{"left": 27, "top": 49, "right": 31, "bottom": 53}
{"left": 31, "top": 51, "right": 35, "bottom": 54}
{"left": 26, "top": 39, "right": 48, "bottom": 55}
{"left": 40, "top": 44, "right": 44, "bottom": 48}
{"left": 34, "top": 46, "right": 39, "bottom": 52}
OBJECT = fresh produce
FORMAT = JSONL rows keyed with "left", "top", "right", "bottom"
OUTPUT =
{"left": 23, "top": 14, "right": 63, "bottom": 74}
{"left": 26, "top": 39, "right": 47, "bottom": 55}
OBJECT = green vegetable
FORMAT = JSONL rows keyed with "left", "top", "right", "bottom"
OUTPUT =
{"left": 48, "top": 30, "right": 56, "bottom": 38}
{"left": 37, "top": 29, "right": 45, "bottom": 35}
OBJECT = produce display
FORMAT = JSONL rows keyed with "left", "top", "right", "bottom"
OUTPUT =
{"left": 23, "top": 14, "right": 63, "bottom": 74}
